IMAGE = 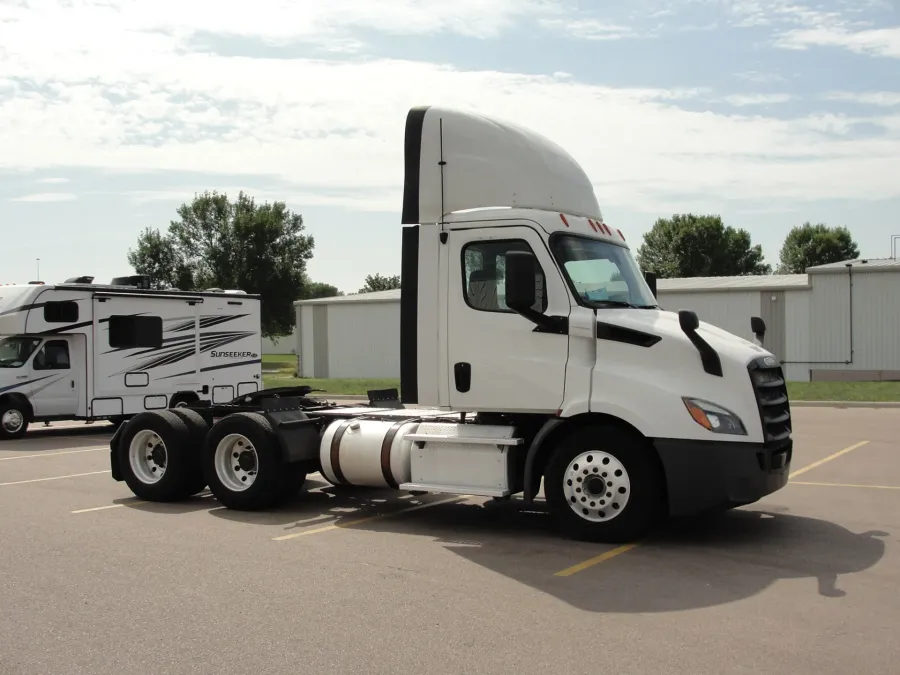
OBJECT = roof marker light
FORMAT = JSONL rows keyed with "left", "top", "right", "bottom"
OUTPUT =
{"left": 588, "top": 219, "right": 598, "bottom": 232}
{"left": 559, "top": 214, "right": 569, "bottom": 227}
{"left": 617, "top": 229, "right": 626, "bottom": 241}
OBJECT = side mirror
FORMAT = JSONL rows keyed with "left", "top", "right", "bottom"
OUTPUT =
{"left": 750, "top": 316, "right": 766, "bottom": 343}
{"left": 644, "top": 271, "right": 657, "bottom": 298}
{"left": 505, "top": 251, "right": 537, "bottom": 312}
{"left": 678, "top": 309, "right": 699, "bottom": 333}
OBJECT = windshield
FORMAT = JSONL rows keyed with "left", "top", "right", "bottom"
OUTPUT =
{"left": 0, "top": 336, "right": 42, "bottom": 368}
{"left": 551, "top": 235, "right": 658, "bottom": 309}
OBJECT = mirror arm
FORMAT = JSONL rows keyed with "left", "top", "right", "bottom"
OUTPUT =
{"left": 515, "top": 307, "right": 568, "bottom": 334}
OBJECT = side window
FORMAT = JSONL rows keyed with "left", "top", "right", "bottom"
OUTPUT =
{"left": 108, "top": 315, "right": 163, "bottom": 349}
{"left": 462, "top": 239, "right": 547, "bottom": 313}
{"left": 44, "top": 301, "right": 79, "bottom": 323}
{"left": 32, "top": 340, "right": 71, "bottom": 371}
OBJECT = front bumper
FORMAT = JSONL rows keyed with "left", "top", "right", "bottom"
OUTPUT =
{"left": 653, "top": 437, "right": 792, "bottom": 517}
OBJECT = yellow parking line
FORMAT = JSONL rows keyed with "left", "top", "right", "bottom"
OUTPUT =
{"left": 553, "top": 543, "right": 639, "bottom": 577}
{"left": 273, "top": 495, "right": 468, "bottom": 541}
{"left": 789, "top": 440, "right": 869, "bottom": 478}
{"left": 0, "top": 470, "right": 109, "bottom": 487}
{"left": 791, "top": 481, "right": 900, "bottom": 491}
{"left": 0, "top": 447, "right": 107, "bottom": 461}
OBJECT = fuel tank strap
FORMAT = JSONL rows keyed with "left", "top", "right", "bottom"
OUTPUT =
{"left": 379, "top": 419, "right": 420, "bottom": 489}
{"left": 329, "top": 418, "right": 355, "bottom": 484}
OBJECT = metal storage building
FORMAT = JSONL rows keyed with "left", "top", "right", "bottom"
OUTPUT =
{"left": 291, "top": 259, "right": 900, "bottom": 383}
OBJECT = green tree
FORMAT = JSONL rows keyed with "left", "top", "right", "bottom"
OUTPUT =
{"left": 302, "top": 282, "right": 343, "bottom": 299}
{"left": 776, "top": 222, "right": 859, "bottom": 273}
{"left": 636, "top": 213, "right": 771, "bottom": 278}
{"left": 127, "top": 190, "right": 316, "bottom": 338}
{"left": 358, "top": 273, "right": 401, "bottom": 293}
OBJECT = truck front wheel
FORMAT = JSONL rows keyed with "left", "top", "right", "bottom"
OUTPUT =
{"left": 543, "top": 424, "right": 665, "bottom": 544}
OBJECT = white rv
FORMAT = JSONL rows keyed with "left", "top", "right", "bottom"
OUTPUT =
{"left": 0, "top": 276, "right": 262, "bottom": 439}
{"left": 109, "top": 106, "right": 792, "bottom": 543}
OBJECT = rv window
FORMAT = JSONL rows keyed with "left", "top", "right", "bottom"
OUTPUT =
{"left": 108, "top": 315, "right": 163, "bottom": 349}
{"left": 44, "top": 301, "right": 79, "bottom": 323}
{"left": 32, "top": 340, "right": 70, "bottom": 371}
{"left": 461, "top": 239, "right": 547, "bottom": 313}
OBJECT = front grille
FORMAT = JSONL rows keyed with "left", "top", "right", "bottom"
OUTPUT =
{"left": 747, "top": 356, "right": 792, "bottom": 446}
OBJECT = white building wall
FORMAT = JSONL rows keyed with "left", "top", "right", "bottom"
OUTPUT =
{"left": 299, "top": 304, "right": 315, "bottom": 378}
{"left": 809, "top": 270, "right": 900, "bottom": 375}
{"left": 782, "top": 289, "right": 811, "bottom": 382}
{"left": 658, "top": 290, "right": 761, "bottom": 343}
{"left": 261, "top": 334, "right": 296, "bottom": 354}
{"left": 325, "top": 301, "right": 402, "bottom": 378}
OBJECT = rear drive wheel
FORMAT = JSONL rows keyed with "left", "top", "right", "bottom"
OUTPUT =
{"left": 0, "top": 400, "right": 29, "bottom": 440}
{"left": 203, "top": 413, "right": 307, "bottom": 510}
{"left": 117, "top": 411, "right": 204, "bottom": 501}
{"left": 544, "top": 424, "right": 666, "bottom": 543}
{"left": 168, "top": 407, "right": 210, "bottom": 495}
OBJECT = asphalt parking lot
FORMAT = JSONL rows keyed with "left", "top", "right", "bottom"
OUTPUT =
{"left": 1, "top": 408, "right": 898, "bottom": 675}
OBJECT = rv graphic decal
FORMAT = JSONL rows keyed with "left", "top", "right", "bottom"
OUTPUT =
{"left": 109, "top": 329, "right": 257, "bottom": 377}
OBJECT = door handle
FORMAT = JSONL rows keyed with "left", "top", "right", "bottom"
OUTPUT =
{"left": 16, "top": 375, "right": 27, "bottom": 380}
{"left": 71, "top": 380, "right": 75, "bottom": 389}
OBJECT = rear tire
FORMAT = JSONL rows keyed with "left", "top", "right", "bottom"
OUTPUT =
{"left": 168, "top": 408, "right": 210, "bottom": 495}
{"left": 543, "top": 424, "right": 666, "bottom": 543}
{"left": 203, "top": 413, "right": 307, "bottom": 510}
{"left": 0, "top": 399, "right": 30, "bottom": 440}
{"left": 117, "top": 411, "right": 203, "bottom": 502}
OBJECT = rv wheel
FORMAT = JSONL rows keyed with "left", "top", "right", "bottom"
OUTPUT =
{"left": 0, "top": 399, "right": 30, "bottom": 440}
{"left": 543, "top": 424, "right": 665, "bottom": 544}
{"left": 203, "top": 413, "right": 307, "bottom": 511}
{"left": 116, "top": 410, "right": 203, "bottom": 502}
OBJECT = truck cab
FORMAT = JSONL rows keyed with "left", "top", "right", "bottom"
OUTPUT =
{"left": 398, "top": 106, "right": 792, "bottom": 536}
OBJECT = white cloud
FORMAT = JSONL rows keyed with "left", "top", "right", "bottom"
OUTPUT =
{"left": 724, "top": 93, "right": 794, "bottom": 106}
{"left": 9, "top": 192, "right": 77, "bottom": 202}
{"left": 36, "top": 176, "right": 70, "bottom": 184}
{"left": 540, "top": 18, "right": 640, "bottom": 40}
{"left": 0, "top": 0, "right": 898, "bottom": 215}
{"left": 775, "top": 26, "right": 900, "bottom": 57}
{"left": 822, "top": 91, "right": 900, "bottom": 106}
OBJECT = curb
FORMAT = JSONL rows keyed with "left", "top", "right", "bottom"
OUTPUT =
{"left": 791, "top": 400, "right": 900, "bottom": 408}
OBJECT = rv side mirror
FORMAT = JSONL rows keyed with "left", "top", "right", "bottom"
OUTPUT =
{"left": 750, "top": 316, "right": 766, "bottom": 342}
{"left": 505, "top": 251, "right": 537, "bottom": 312}
{"left": 644, "top": 271, "right": 657, "bottom": 298}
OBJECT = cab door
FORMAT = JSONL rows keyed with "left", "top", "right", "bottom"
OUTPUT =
{"left": 445, "top": 224, "right": 571, "bottom": 413}
{"left": 28, "top": 337, "right": 80, "bottom": 417}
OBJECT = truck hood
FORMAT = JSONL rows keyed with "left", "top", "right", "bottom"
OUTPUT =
{"left": 599, "top": 307, "right": 771, "bottom": 365}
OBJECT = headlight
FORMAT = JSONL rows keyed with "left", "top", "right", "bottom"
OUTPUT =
{"left": 682, "top": 397, "right": 747, "bottom": 435}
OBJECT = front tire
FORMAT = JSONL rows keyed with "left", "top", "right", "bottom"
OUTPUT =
{"left": 544, "top": 424, "right": 666, "bottom": 543}
{"left": 203, "top": 413, "right": 307, "bottom": 511}
{"left": 0, "top": 400, "right": 30, "bottom": 440}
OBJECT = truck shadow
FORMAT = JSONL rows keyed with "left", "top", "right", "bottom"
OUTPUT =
{"left": 194, "top": 481, "right": 890, "bottom": 613}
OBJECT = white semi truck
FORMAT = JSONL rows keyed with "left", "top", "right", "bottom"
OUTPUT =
{"left": 0, "top": 276, "right": 262, "bottom": 439}
{"left": 108, "top": 106, "right": 792, "bottom": 543}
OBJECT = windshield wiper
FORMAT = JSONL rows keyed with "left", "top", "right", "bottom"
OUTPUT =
{"left": 589, "top": 299, "right": 659, "bottom": 309}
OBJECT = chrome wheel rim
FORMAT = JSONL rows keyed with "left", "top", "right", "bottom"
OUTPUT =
{"left": 2, "top": 409, "right": 24, "bottom": 434}
{"left": 563, "top": 451, "right": 631, "bottom": 522}
{"left": 214, "top": 433, "right": 258, "bottom": 492}
{"left": 128, "top": 429, "right": 167, "bottom": 484}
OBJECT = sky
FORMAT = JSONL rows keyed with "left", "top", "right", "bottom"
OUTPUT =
{"left": 1, "top": 0, "right": 898, "bottom": 293}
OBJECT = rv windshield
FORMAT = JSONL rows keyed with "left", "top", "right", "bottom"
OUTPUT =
{"left": 0, "top": 336, "right": 42, "bottom": 368}
{"left": 550, "top": 234, "right": 658, "bottom": 309}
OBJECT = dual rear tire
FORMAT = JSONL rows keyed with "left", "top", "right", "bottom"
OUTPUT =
{"left": 117, "top": 410, "right": 307, "bottom": 509}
